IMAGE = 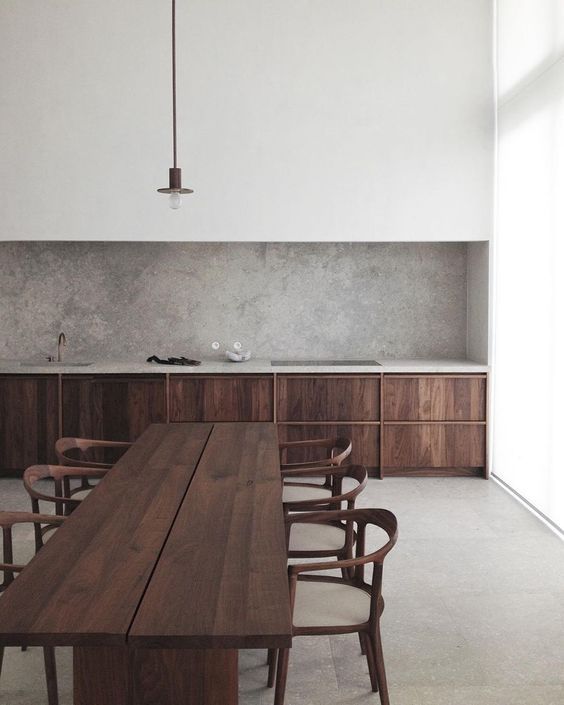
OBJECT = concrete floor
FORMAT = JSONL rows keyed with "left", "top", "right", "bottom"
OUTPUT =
{"left": 1, "top": 476, "right": 563, "bottom": 705}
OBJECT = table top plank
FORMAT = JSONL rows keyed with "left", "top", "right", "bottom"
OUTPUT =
{"left": 128, "top": 423, "right": 292, "bottom": 649}
{"left": 0, "top": 423, "right": 212, "bottom": 647}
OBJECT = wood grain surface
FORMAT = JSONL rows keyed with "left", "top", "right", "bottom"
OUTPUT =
{"left": 169, "top": 375, "right": 273, "bottom": 422}
{"left": 0, "top": 375, "right": 59, "bottom": 473}
{"left": 381, "top": 423, "right": 486, "bottom": 468}
{"left": 383, "top": 375, "right": 486, "bottom": 421}
{"left": 277, "top": 375, "right": 380, "bottom": 422}
{"left": 129, "top": 423, "right": 291, "bottom": 649}
{"left": 62, "top": 376, "right": 167, "bottom": 464}
{"left": 0, "top": 423, "right": 212, "bottom": 646}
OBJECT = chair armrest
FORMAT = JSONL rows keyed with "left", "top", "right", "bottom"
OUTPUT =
{"left": 285, "top": 508, "right": 397, "bottom": 573}
{"left": 0, "top": 512, "right": 65, "bottom": 529}
{"left": 279, "top": 439, "right": 334, "bottom": 450}
{"left": 281, "top": 465, "right": 342, "bottom": 479}
{"left": 55, "top": 438, "right": 132, "bottom": 467}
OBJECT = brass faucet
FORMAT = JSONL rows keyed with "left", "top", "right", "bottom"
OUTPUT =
{"left": 57, "top": 332, "right": 66, "bottom": 363}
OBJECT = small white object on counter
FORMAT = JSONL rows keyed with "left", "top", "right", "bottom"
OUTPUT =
{"left": 225, "top": 349, "right": 252, "bottom": 362}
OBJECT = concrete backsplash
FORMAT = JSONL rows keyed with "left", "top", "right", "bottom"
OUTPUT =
{"left": 0, "top": 242, "right": 467, "bottom": 361}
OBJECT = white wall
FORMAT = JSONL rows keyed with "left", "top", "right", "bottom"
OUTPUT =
{"left": 0, "top": 0, "right": 494, "bottom": 241}
{"left": 494, "top": 0, "right": 564, "bottom": 530}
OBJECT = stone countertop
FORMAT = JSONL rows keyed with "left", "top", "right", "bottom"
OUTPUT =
{"left": 0, "top": 358, "right": 489, "bottom": 374}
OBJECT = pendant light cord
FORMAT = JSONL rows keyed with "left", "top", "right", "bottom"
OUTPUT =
{"left": 172, "top": 0, "right": 177, "bottom": 168}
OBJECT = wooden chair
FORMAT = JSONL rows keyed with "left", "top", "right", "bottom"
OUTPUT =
{"left": 283, "top": 465, "right": 367, "bottom": 559}
{"left": 0, "top": 511, "right": 64, "bottom": 705}
{"left": 266, "top": 469, "right": 369, "bottom": 686}
{"left": 281, "top": 463, "right": 367, "bottom": 512}
{"left": 55, "top": 437, "right": 132, "bottom": 470}
{"left": 269, "top": 508, "right": 398, "bottom": 705}
{"left": 279, "top": 437, "right": 354, "bottom": 506}
{"left": 23, "top": 465, "right": 107, "bottom": 527}
{"left": 279, "top": 436, "right": 352, "bottom": 472}
{"left": 55, "top": 437, "right": 131, "bottom": 499}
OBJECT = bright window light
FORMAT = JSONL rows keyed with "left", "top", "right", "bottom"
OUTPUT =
{"left": 495, "top": 6, "right": 564, "bottom": 529}
{"left": 498, "top": 0, "right": 564, "bottom": 101}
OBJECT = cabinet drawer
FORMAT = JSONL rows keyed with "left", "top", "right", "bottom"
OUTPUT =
{"left": 277, "top": 376, "right": 380, "bottom": 422}
{"left": 381, "top": 423, "right": 485, "bottom": 468}
{"left": 0, "top": 376, "right": 59, "bottom": 472}
{"left": 277, "top": 424, "right": 379, "bottom": 469}
{"left": 62, "top": 376, "right": 167, "bottom": 463}
{"left": 169, "top": 376, "right": 273, "bottom": 422}
{"left": 383, "top": 376, "right": 486, "bottom": 421}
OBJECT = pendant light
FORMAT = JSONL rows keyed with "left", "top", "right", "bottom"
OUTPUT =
{"left": 157, "top": 0, "right": 193, "bottom": 209}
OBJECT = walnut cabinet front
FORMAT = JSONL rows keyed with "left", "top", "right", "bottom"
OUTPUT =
{"left": 381, "top": 375, "right": 487, "bottom": 477}
{"left": 0, "top": 372, "right": 487, "bottom": 477}
{"left": 277, "top": 373, "right": 487, "bottom": 477}
{"left": 0, "top": 375, "right": 59, "bottom": 473}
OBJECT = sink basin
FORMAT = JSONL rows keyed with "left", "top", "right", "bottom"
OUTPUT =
{"left": 271, "top": 360, "right": 381, "bottom": 366}
{"left": 20, "top": 361, "right": 93, "bottom": 367}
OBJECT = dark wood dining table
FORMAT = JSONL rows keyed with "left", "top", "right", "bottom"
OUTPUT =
{"left": 0, "top": 422, "right": 292, "bottom": 705}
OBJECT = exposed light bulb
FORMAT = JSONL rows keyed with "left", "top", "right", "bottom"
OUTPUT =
{"left": 169, "top": 192, "right": 182, "bottom": 209}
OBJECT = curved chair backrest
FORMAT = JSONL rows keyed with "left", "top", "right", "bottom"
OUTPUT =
{"left": 23, "top": 464, "right": 107, "bottom": 518}
{"left": 286, "top": 507, "right": 398, "bottom": 627}
{"left": 282, "top": 464, "right": 368, "bottom": 513}
{"left": 280, "top": 436, "right": 352, "bottom": 471}
{"left": 0, "top": 511, "right": 64, "bottom": 589}
{"left": 55, "top": 437, "right": 132, "bottom": 469}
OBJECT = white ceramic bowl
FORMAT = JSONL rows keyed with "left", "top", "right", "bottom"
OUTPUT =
{"left": 225, "top": 350, "right": 252, "bottom": 362}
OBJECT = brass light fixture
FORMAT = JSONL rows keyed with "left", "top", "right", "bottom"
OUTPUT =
{"left": 157, "top": 0, "right": 193, "bottom": 209}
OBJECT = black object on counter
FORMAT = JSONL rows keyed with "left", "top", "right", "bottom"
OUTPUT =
{"left": 147, "top": 355, "right": 202, "bottom": 366}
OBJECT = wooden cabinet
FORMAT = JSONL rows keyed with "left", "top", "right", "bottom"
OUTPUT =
{"left": 62, "top": 376, "right": 167, "bottom": 463}
{"left": 169, "top": 376, "right": 273, "bottom": 423}
{"left": 277, "top": 375, "right": 380, "bottom": 422}
{"left": 0, "top": 370, "right": 488, "bottom": 479}
{"left": 0, "top": 375, "right": 59, "bottom": 474}
{"left": 278, "top": 424, "right": 379, "bottom": 470}
{"left": 381, "top": 375, "right": 487, "bottom": 477}
{"left": 276, "top": 375, "right": 381, "bottom": 475}
{"left": 383, "top": 376, "right": 486, "bottom": 421}
{"left": 381, "top": 424, "right": 485, "bottom": 473}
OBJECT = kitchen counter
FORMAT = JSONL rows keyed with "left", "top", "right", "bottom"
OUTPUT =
{"left": 0, "top": 357, "right": 489, "bottom": 478}
{"left": 0, "top": 358, "right": 489, "bottom": 374}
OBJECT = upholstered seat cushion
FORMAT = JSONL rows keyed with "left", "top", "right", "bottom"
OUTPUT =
{"left": 282, "top": 484, "right": 332, "bottom": 503}
{"left": 71, "top": 488, "right": 93, "bottom": 500}
{"left": 289, "top": 522, "right": 347, "bottom": 552}
{"left": 293, "top": 581, "right": 371, "bottom": 627}
{"left": 43, "top": 527, "right": 58, "bottom": 542}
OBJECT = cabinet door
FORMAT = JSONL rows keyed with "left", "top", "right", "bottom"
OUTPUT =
{"left": 277, "top": 424, "right": 379, "bottom": 471}
{"left": 383, "top": 376, "right": 486, "bottom": 421}
{"left": 62, "top": 376, "right": 166, "bottom": 463}
{"left": 381, "top": 424, "right": 486, "bottom": 473}
{"left": 169, "top": 376, "right": 273, "bottom": 422}
{"left": 277, "top": 376, "right": 380, "bottom": 422}
{"left": 0, "top": 376, "right": 59, "bottom": 473}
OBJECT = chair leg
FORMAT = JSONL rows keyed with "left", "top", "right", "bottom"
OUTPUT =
{"left": 358, "top": 632, "right": 366, "bottom": 655}
{"left": 267, "top": 648, "right": 278, "bottom": 688}
{"left": 0, "top": 646, "right": 4, "bottom": 680}
{"left": 273, "top": 647, "right": 290, "bottom": 705}
{"left": 373, "top": 623, "right": 390, "bottom": 705}
{"left": 362, "top": 633, "right": 379, "bottom": 692}
{"left": 43, "top": 646, "right": 59, "bottom": 705}
{"left": 21, "top": 645, "right": 28, "bottom": 652}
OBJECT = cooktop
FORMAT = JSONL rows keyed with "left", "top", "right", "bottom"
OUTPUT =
{"left": 271, "top": 360, "right": 381, "bottom": 366}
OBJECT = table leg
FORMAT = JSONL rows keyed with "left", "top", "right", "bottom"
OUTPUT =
{"left": 74, "top": 646, "right": 238, "bottom": 705}
{"left": 74, "top": 646, "right": 130, "bottom": 705}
